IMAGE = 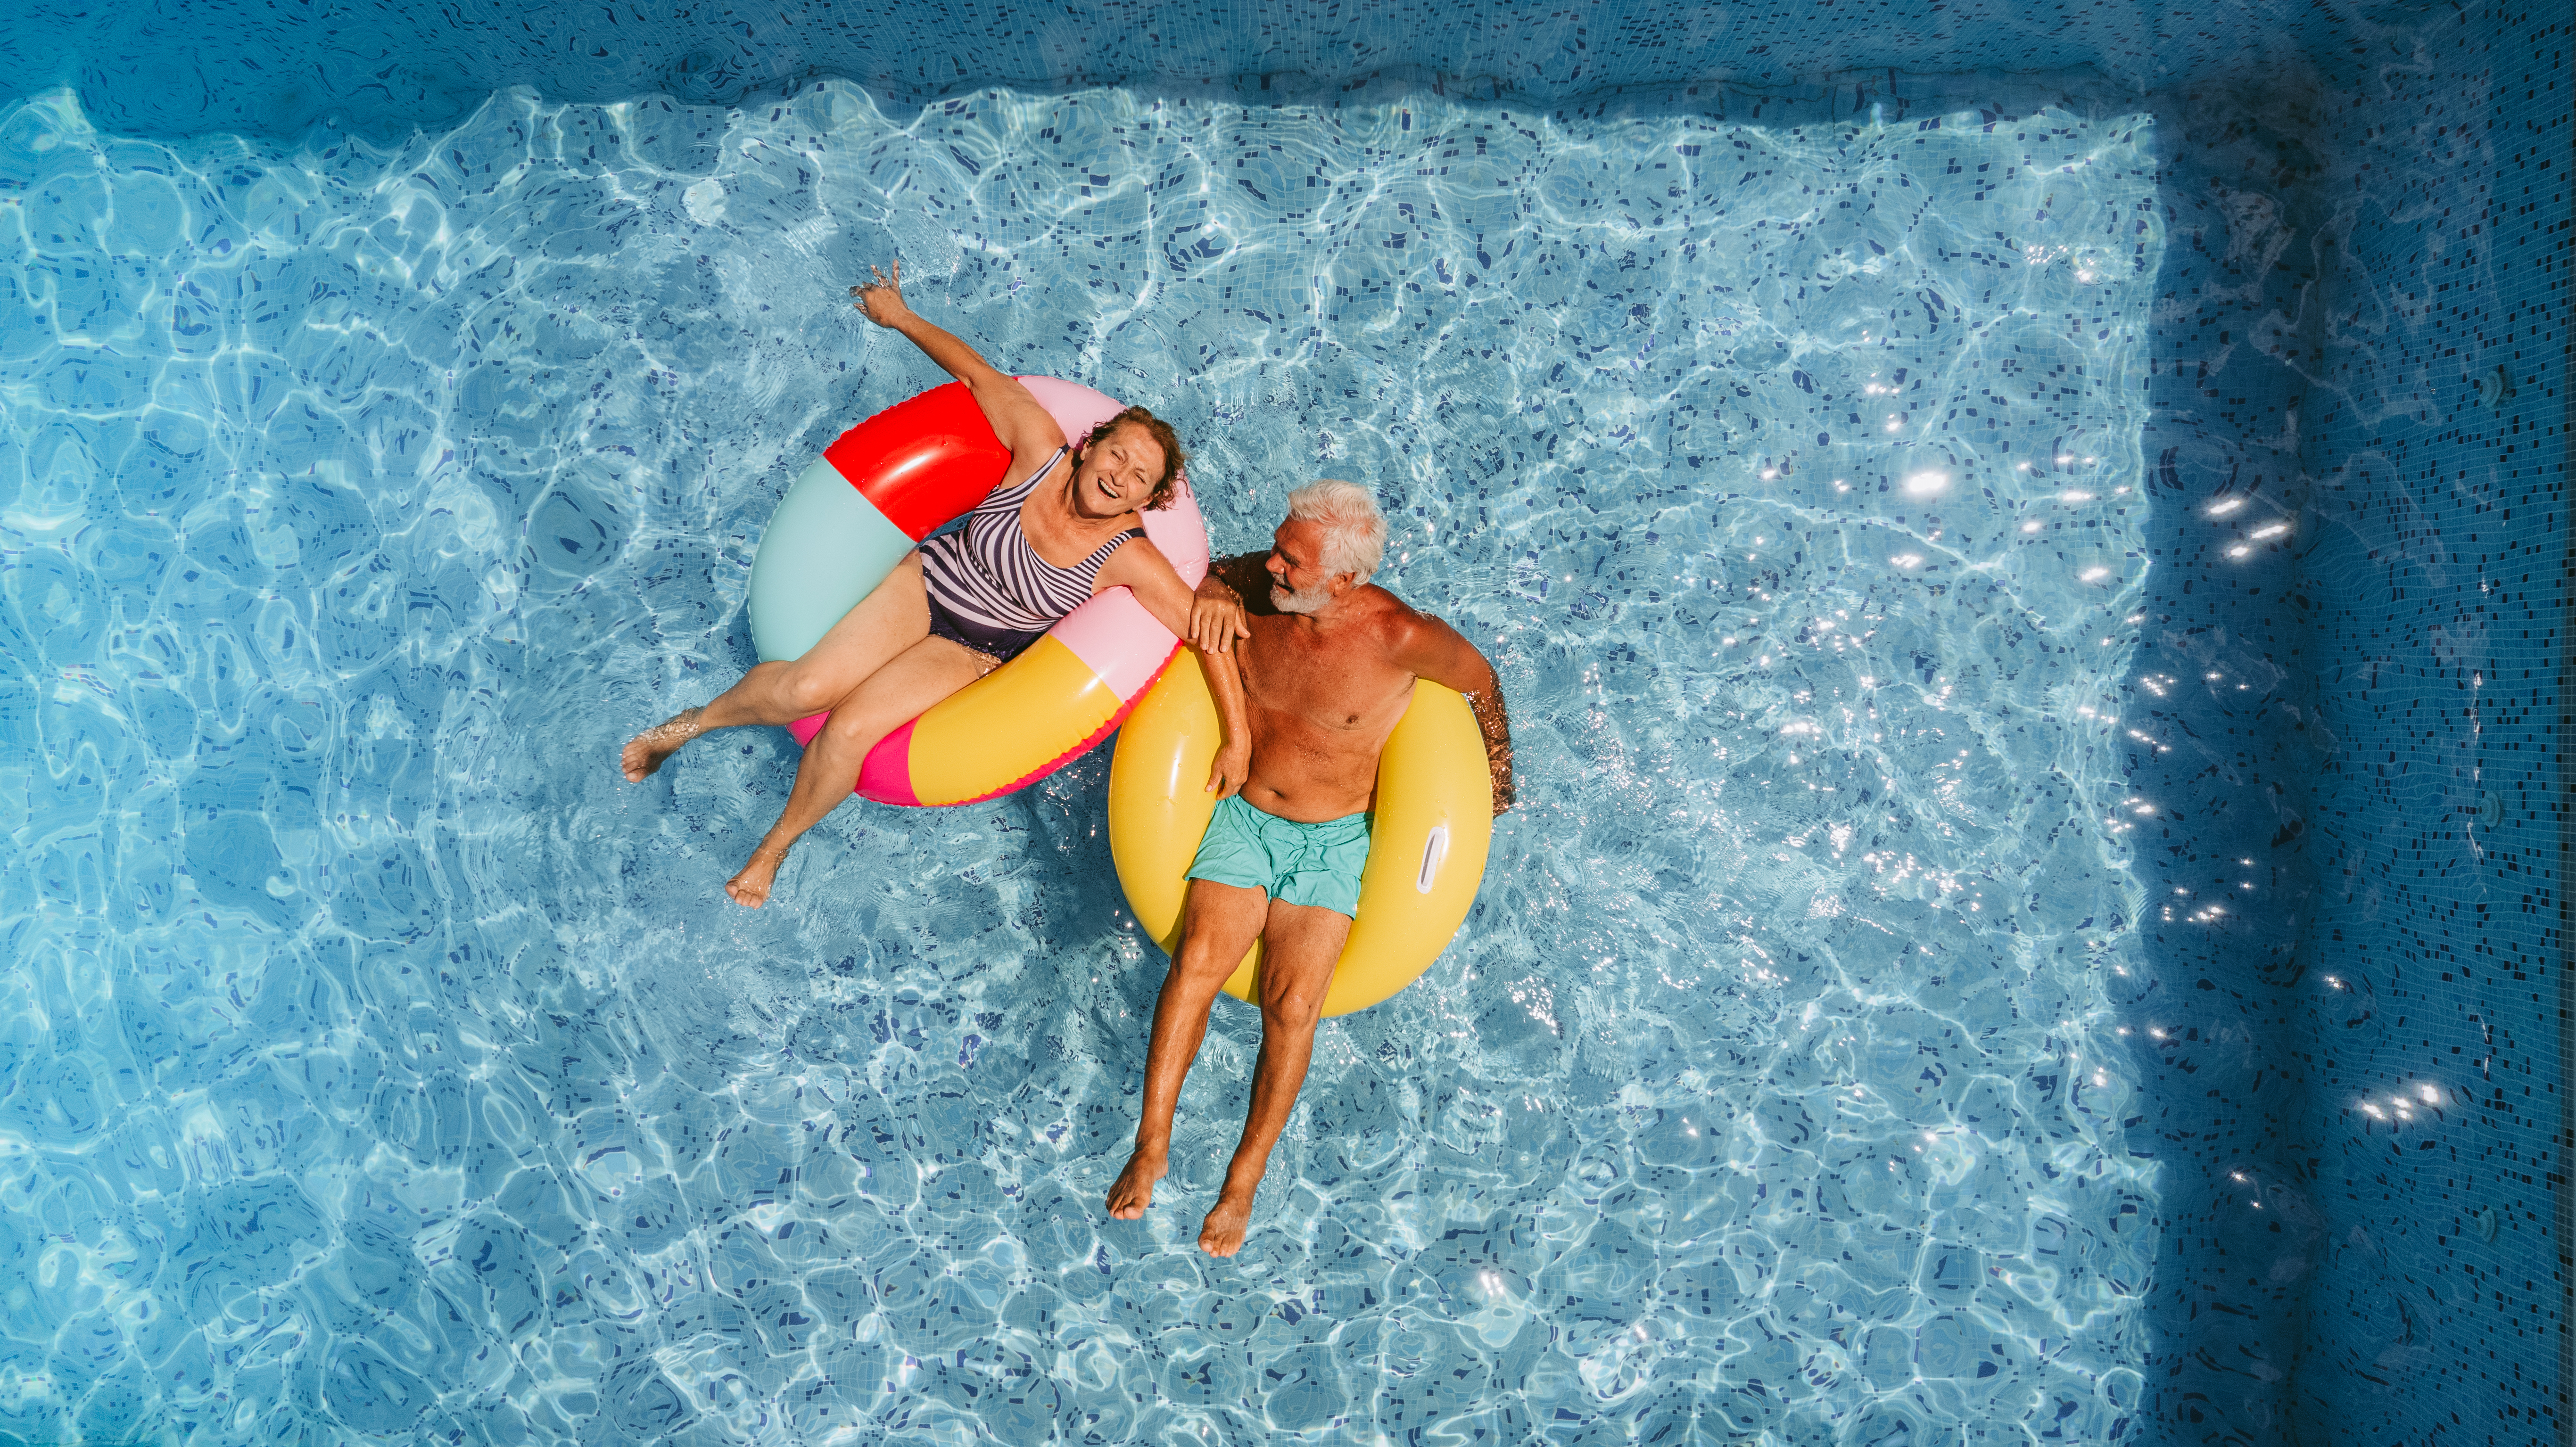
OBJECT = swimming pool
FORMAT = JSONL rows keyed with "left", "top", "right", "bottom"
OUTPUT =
{"left": 0, "top": 5, "right": 2566, "bottom": 1446}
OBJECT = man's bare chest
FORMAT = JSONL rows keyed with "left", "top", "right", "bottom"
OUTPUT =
{"left": 1241, "top": 624, "right": 1411, "bottom": 732}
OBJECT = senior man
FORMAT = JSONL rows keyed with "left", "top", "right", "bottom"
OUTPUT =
{"left": 1106, "top": 480, "right": 1514, "bottom": 1255}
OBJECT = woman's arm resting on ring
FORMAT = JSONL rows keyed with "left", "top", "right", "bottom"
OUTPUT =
{"left": 1093, "top": 540, "right": 1199, "bottom": 640}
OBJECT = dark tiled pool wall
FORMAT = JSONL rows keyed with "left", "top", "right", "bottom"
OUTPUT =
{"left": 2120, "top": 7, "right": 2575, "bottom": 1446}
{"left": 0, "top": 0, "right": 2359, "bottom": 141}
{"left": 2121, "top": 82, "right": 2342, "bottom": 1445}
{"left": 2116, "top": 7, "right": 2574, "bottom": 1442}
{"left": 2287, "top": 8, "right": 2573, "bottom": 1444}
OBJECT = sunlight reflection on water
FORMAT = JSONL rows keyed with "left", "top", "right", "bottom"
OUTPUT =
{"left": 0, "top": 82, "right": 2162, "bottom": 1442}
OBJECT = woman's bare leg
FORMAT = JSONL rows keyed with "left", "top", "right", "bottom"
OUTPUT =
{"left": 622, "top": 553, "right": 933, "bottom": 781}
{"left": 724, "top": 635, "right": 994, "bottom": 907}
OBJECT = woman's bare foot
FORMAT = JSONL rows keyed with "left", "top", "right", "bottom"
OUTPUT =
{"left": 1106, "top": 1149, "right": 1167, "bottom": 1220}
{"left": 724, "top": 846, "right": 788, "bottom": 908}
{"left": 1198, "top": 1188, "right": 1255, "bottom": 1257}
{"left": 621, "top": 707, "right": 706, "bottom": 781}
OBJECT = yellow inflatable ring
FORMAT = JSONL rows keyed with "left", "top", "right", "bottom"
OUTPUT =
{"left": 1106, "top": 651, "right": 1494, "bottom": 1017}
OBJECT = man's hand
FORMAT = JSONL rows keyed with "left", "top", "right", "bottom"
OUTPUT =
{"left": 1189, "top": 584, "right": 1250, "bottom": 653}
{"left": 1206, "top": 739, "right": 1250, "bottom": 798}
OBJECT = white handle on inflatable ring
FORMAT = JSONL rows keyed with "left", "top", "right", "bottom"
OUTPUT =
{"left": 1415, "top": 825, "right": 1450, "bottom": 895}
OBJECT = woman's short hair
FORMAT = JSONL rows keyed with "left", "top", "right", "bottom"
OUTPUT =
{"left": 1078, "top": 406, "right": 1187, "bottom": 511}
{"left": 1286, "top": 479, "right": 1387, "bottom": 583}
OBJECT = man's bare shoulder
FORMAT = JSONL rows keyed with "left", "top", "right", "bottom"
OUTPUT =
{"left": 1353, "top": 584, "right": 1435, "bottom": 651}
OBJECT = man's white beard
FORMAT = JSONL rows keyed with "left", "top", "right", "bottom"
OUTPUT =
{"left": 1271, "top": 582, "right": 1331, "bottom": 614}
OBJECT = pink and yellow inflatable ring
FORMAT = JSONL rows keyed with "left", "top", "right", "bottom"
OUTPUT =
{"left": 746, "top": 377, "right": 1209, "bottom": 806}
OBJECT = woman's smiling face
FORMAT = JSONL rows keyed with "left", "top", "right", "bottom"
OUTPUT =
{"left": 1071, "top": 420, "right": 1166, "bottom": 516}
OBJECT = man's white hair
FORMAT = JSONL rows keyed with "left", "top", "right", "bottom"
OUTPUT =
{"left": 1285, "top": 479, "right": 1387, "bottom": 584}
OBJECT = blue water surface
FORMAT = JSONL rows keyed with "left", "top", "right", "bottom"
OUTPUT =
{"left": 1, "top": 82, "right": 2164, "bottom": 1443}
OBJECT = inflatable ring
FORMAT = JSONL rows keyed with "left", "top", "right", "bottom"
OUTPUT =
{"left": 746, "top": 377, "right": 1208, "bottom": 806}
{"left": 1106, "top": 651, "right": 1494, "bottom": 1017}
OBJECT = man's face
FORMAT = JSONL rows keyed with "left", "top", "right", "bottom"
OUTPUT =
{"left": 1265, "top": 519, "right": 1342, "bottom": 614}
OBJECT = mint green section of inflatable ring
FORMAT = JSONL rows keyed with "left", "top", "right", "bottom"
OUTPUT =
{"left": 749, "top": 455, "right": 916, "bottom": 664}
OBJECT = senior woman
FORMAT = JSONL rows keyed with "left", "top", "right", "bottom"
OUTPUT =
{"left": 622, "top": 262, "right": 1225, "bottom": 907}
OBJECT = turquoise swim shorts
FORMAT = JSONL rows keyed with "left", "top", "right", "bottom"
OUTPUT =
{"left": 1185, "top": 795, "right": 1372, "bottom": 918}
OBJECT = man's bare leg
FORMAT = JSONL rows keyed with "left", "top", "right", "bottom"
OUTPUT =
{"left": 1107, "top": 879, "right": 1271, "bottom": 1220}
{"left": 1200, "top": 899, "right": 1351, "bottom": 1257}
{"left": 621, "top": 554, "right": 931, "bottom": 781}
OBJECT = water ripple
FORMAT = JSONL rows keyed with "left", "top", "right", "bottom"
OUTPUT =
{"left": 0, "top": 82, "right": 2159, "bottom": 1443}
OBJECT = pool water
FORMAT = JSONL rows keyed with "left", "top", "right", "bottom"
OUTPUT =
{"left": 2, "top": 81, "right": 2166, "bottom": 1442}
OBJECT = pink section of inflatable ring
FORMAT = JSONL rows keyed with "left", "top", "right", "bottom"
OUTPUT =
{"left": 855, "top": 718, "right": 922, "bottom": 805}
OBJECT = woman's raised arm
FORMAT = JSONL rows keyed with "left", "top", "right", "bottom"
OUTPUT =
{"left": 850, "top": 260, "right": 1064, "bottom": 465}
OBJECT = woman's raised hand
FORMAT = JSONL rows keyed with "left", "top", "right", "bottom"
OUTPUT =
{"left": 849, "top": 260, "right": 909, "bottom": 327}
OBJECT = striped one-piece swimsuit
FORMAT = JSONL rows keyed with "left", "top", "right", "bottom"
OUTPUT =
{"left": 918, "top": 447, "right": 1144, "bottom": 660}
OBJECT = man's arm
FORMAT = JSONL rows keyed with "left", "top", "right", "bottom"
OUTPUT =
{"left": 1197, "top": 642, "right": 1253, "bottom": 798}
{"left": 1389, "top": 613, "right": 1516, "bottom": 816}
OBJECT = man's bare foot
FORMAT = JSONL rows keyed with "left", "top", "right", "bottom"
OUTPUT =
{"left": 1198, "top": 1188, "right": 1255, "bottom": 1257}
{"left": 1106, "top": 1149, "right": 1166, "bottom": 1220}
{"left": 621, "top": 707, "right": 706, "bottom": 782}
{"left": 724, "top": 847, "right": 787, "bottom": 908}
